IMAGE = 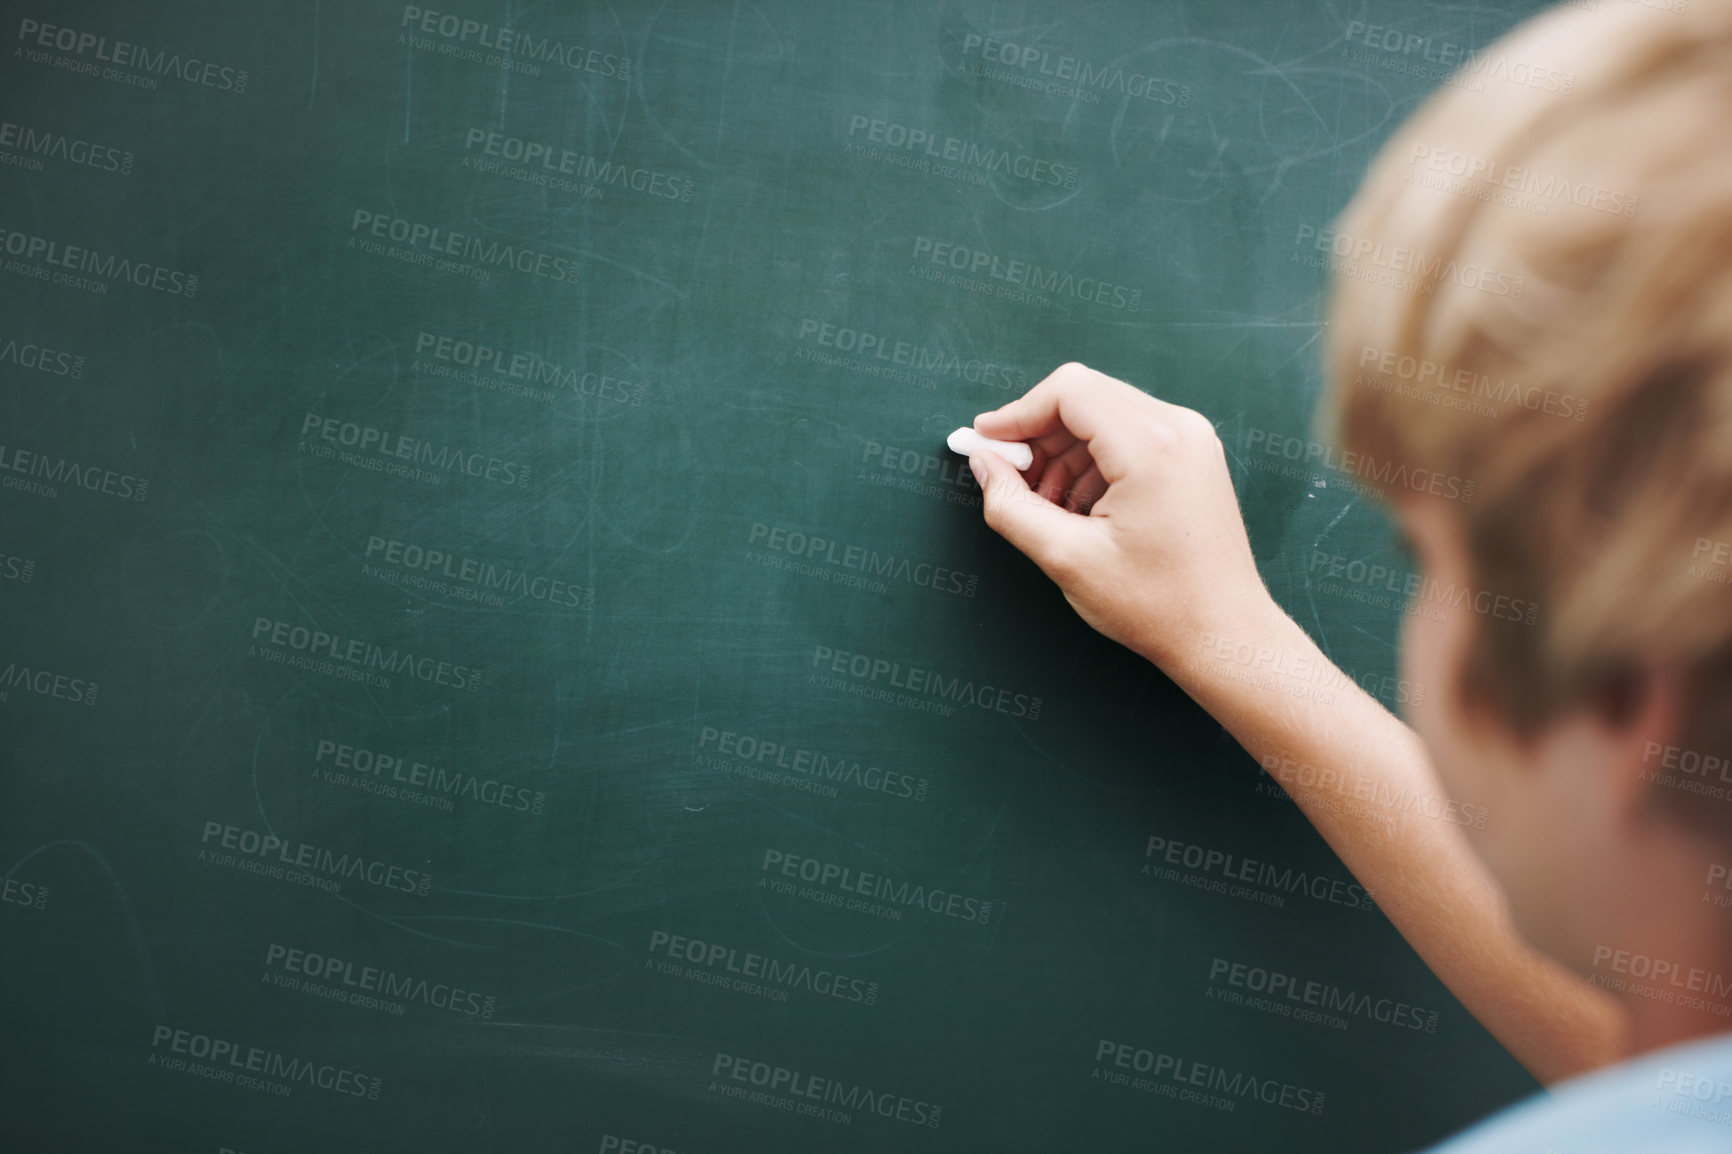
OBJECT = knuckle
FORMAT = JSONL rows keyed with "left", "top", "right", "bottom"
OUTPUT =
{"left": 1054, "top": 361, "right": 1103, "bottom": 393}
{"left": 1169, "top": 407, "right": 1220, "bottom": 447}
{"left": 1143, "top": 418, "right": 1181, "bottom": 451}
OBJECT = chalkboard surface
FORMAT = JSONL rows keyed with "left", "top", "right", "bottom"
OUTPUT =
{"left": 1, "top": 1, "right": 1558, "bottom": 1150}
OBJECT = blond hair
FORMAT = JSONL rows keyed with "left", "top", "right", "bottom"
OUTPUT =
{"left": 1323, "top": 0, "right": 1732, "bottom": 816}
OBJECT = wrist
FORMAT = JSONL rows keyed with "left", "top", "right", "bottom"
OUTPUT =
{"left": 1134, "top": 580, "right": 1291, "bottom": 684}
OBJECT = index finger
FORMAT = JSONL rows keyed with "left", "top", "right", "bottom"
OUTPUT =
{"left": 974, "top": 362, "right": 1158, "bottom": 484}
{"left": 974, "top": 363, "right": 1103, "bottom": 442}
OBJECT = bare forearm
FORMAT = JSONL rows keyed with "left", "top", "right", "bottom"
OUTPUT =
{"left": 966, "top": 366, "right": 1625, "bottom": 1080}
{"left": 1148, "top": 597, "right": 1629, "bottom": 1085}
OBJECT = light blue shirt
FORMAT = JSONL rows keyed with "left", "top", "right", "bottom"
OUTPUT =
{"left": 1423, "top": 1031, "right": 1732, "bottom": 1153}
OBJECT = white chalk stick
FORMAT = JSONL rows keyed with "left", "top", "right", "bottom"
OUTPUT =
{"left": 947, "top": 426, "right": 1033, "bottom": 471}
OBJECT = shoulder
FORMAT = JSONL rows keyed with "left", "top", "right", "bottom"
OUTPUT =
{"left": 1423, "top": 1032, "right": 1732, "bottom": 1154}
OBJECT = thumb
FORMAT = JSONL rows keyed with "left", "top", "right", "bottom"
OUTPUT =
{"left": 971, "top": 451, "right": 1092, "bottom": 570}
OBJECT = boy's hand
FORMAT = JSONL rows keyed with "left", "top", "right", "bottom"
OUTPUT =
{"left": 970, "top": 362, "right": 1272, "bottom": 667}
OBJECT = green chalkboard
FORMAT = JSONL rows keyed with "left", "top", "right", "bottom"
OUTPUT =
{"left": 1, "top": 1, "right": 1556, "bottom": 1150}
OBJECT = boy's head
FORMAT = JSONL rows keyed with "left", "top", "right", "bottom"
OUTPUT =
{"left": 1322, "top": 1, "right": 1732, "bottom": 971}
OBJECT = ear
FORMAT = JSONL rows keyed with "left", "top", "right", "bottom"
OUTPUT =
{"left": 1594, "top": 664, "right": 1688, "bottom": 825}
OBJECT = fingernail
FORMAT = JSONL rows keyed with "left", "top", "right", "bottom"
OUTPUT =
{"left": 968, "top": 455, "right": 985, "bottom": 485}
